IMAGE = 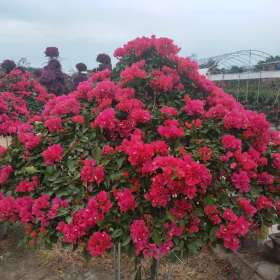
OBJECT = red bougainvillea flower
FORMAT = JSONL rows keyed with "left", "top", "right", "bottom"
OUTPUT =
{"left": 120, "top": 60, "right": 147, "bottom": 85}
{"left": 88, "top": 191, "right": 112, "bottom": 214}
{"left": 114, "top": 188, "right": 136, "bottom": 213}
{"left": 216, "top": 215, "right": 250, "bottom": 251}
{"left": 43, "top": 94, "right": 80, "bottom": 117}
{"left": 87, "top": 80, "right": 117, "bottom": 102}
{"left": 157, "top": 119, "right": 184, "bottom": 139}
{"left": 223, "top": 208, "right": 238, "bottom": 222}
{"left": 170, "top": 199, "right": 192, "bottom": 220}
{"left": 272, "top": 153, "right": 280, "bottom": 169}
{"left": 222, "top": 135, "right": 242, "bottom": 151}
{"left": 44, "top": 117, "right": 63, "bottom": 132}
{"left": 71, "top": 115, "right": 85, "bottom": 124}
{"left": 130, "top": 219, "right": 150, "bottom": 255}
{"left": 42, "top": 144, "right": 64, "bottom": 165}
{"left": 184, "top": 99, "right": 205, "bottom": 116}
{"left": 114, "top": 36, "right": 180, "bottom": 58}
{"left": 256, "top": 195, "right": 273, "bottom": 210}
{"left": 102, "top": 144, "right": 115, "bottom": 155}
{"left": 150, "top": 66, "right": 182, "bottom": 92}
{"left": 160, "top": 106, "right": 178, "bottom": 117}
{"left": 0, "top": 69, "right": 50, "bottom": 136}
{"left": 238, "top": 198, "right": 257, "bottom": 216}
{"left": 56, "top": 191, "right": 111, "bottom": 243}
{"left": 197, "top": 146, "right": 213, "bottom": 161}
{"left": 0, "top": 165, "right": 13, "bottom": 185}
{"left": 0, "top": 194, "right": 16, "bottom": 221}
{"left": 231, "top": 170, "right": 250, "bottom": 193}
{"left": 87, "top": 231, "right": 112, "bottom": 256}
{"left": 16, "top": 176, "right": 39, "bottom": 193}
{"left": 0, "top": 146, "right": 7, "bottom": 157}
{"left": 80, "top": 159, "right": 105, "bottom": 185}
{"left": 18, "top": 132, "right": 41, "bottom": 151}
{"left": 204, "top": 205, "right": 221, "bottom": 225}
{"left": 119, "top": 130, "right": 155, "bottom": 167}
{"left": 92, "top": 108, "right": 118, "bottom": 131}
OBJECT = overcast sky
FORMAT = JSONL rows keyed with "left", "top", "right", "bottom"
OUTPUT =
{"left": 0, "top": 0, "right": 279, "bottom": 71}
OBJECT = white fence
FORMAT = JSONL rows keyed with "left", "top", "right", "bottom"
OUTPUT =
{"left": 206, "top": 70, "right": 280, "bottom": 81}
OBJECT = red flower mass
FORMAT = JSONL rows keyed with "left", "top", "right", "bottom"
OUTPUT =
{"left": 0, "top": 36, "right": 279, "bottom": 260}
{"left": 87, "top": 231, "right": 112, "bottom": 257}
{"left": 42, "top": 144, "right": 64, "bottom": 165}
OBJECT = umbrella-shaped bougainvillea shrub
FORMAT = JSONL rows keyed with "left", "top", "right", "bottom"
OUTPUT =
{"left": 0, "top": 37, "right": 279, "bottom": 268}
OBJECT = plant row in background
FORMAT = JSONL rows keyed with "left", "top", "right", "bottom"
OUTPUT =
{"left": 0, "top": 68, "right": 51, "bottom": 135}
{"left": 0, "top": 37, "right": 279, "bottom": 265}
{"left": 0, "top": 49, "right": 113, "bottom": 136}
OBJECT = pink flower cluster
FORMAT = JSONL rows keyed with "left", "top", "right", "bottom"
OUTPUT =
{"left": 44, "top": 117, "right": 63, "bottom": 132}
{"left": 204, "top": 205, "right": 221, "bottom": 225}
{"left": 80, "top": 159, "right": 105, "bottom": 185}
{"left": 114, "top": 188, "right": 136, "bottom": 213}
{"left": 238, "top": 198, "right": 257, "bottom": 216}
{"left": 0, "top": 165, "right": 13, "bottom": 184}
{"left": 158, "top": 119, "right": 184, "bottom": 139}
{"left": 57, "top": 191, "right": 112, "bottom": 243}
{"left": 160, "top": 106, "right": 178, "bottom": 117}
{"left": 130, "top": 219, "right": 183, "bottom": 259}
{"left": 16, "top": 176, "right": 39, "bottom": 193}
{"left": 87, "top": 231, "right": 112, "bottom": 256}
{"left": 43, "top": 94, "right": 80, "bottom": 118}
{"left": 18, "top": 132, "right": 41, "bottom": 150}
{"left": 119, "top": 130, "right": 157, "bottom": 167}
{"left": 222, "top": 135, "right": 242, "bottom": 151}
{"left": 184, "top": 99, "right": 205, "bottom": 116}
{"left": 120, "top": 60, "right": 147, "bottom": 85}
{"left": 197, "top": 146, "right": 213, "bottom": 161}
{"left": 144, "top": 155, "right": 212, "bottom": 206}
{"left": 114, "top": 36, "right": 180, "bottom": 58}
{"left": 0, "top": 192, "right": 68, "bottom": 228}
{"left": 0, "top": 69, "right": 50, "bottom": 135}
{"left": 150, "top": 66, "right": 182, "bottom": 92}
{"left": 170, "top": 199, "right": 192, "bottom": 220}
{"left": 42, "top": 144, "right": 64, "bottom": 165}
{"left": 92, "top": 108, "right": 118, "bottom": 131}
{"left": 272, "top": 153, "right": 280, "bottom": 169}
{"left": 231, "top": 170, "right": 251, "bottom": 193}
{"left": 217, "top": 212, "right": 250, "bottom": 251}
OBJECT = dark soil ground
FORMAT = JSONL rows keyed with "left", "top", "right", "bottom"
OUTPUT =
{"left": 0, "top": 224, "right": 238, "bottom": 280}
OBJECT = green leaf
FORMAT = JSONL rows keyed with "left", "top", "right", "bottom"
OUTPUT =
{"left": 24, "top": 166, "right": 38, "bottom": 174}
{"left": 65, "top": 216, "right": 72, "bottom": 224}
{"left": 209, "top": 227, "right": 217, "bottom": 242}
{"left": 166, "top": 211, "right": 175, "bottom": 222}
{"left": 122, "top": 236, "right": 131, "bottom": 247}
{"left": 116, "top": 157, "right": 126, "bottom": 168}
{"left": 203, "top": 196, "right": 216, "bottom": 205}
{"left": 93, "top": 147, "right": 102, "bottom": 162}
{"left": 111, "top": 228, "right": 123, "bottom": 239}
{"left": 151, "top": 230, "right": 161, "bottom": 245}
{"left": 56, "top": 208, "right": 69, "bottom": 218}
{"left": 67, "top": 159, "right": 77, "bottom": 171}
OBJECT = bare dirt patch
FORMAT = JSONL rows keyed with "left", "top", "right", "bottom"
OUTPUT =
{"left": 0, "top": 225, "right": 236, "bottom": 280}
